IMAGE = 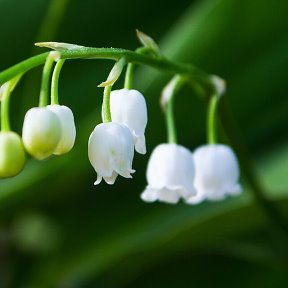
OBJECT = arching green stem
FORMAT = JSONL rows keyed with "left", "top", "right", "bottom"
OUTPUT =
{"left": 0, "top": 47, "right": 215, "bottom": 96}
{"left": 1, "top": 76, "right": 22, "bottom": 131}
{"left": 102, "top": 86, "right": 112, "bottom": 123}
{"left": 51, "top": 59, "right": 65, "bottom": 105}
{"left": 162, "top": 75, "right": 186, "bottom": 144}
{"left": 207, "top": 95, "right": 219, "bottom": 144}
{"left": 39, "top": 52, "right": 57, "bottom": 107}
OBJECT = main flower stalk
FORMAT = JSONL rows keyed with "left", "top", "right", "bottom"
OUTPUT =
{"left": 0, "top": 46, "right": 215, "bottom": 96}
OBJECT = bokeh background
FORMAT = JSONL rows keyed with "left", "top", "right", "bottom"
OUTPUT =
{"left": 1, "top": 0, "right": 288, "bottom": 287}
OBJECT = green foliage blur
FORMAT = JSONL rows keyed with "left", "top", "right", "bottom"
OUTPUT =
{"left": 1, "top": 0, "right": 288, "bottom": 287}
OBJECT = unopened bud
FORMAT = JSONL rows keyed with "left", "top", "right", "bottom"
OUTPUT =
{"left": 0, "top": 131, "right": 25, "bottom": 178}
{"left": 22, "top": 107, "right": 61, "bottom": 160}
{"left": 47, "top": 105, "right": 76, "bottom": 155}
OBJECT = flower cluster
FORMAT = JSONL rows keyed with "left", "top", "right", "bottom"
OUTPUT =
{"left": 86, "top": 78, "right": 241, "bottom": 204}
{"left": 0, "top": 57, "right": 76, "bottom": 178}
{"left": 141, "top": 143, "right": 241, "bottom": 205}
{"left": 0, "top": 104, "right": 76, "bottom": 178}
{"left": 0, "top": 34, "right": 242, "bottom": 206}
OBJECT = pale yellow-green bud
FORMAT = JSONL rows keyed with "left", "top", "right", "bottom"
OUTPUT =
{"left": 22, "top": 107, "right": 61, "bottom": 160}
{"left": 0, "top": 131, "right": 25, "bottom": 178}
{"left": 47, "top": 105, "right": 76, "bottom": 155}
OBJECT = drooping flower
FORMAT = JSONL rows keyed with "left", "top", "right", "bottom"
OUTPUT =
{"left": 47, "top": 105, "right": 76, "bottom": 155}
{"left": 0, "top": 131, "right": 25, "bottom": 178}
{"left": 88, "top": 122, "right": 135, "bottom": 185}
{"left": 141, "top": 143, "right": 196, "bottom": 204}
{"left": 22, "top": 107, "right": 61, "bottom": 160}
{"left": 186, "top": 144, "right": 241, "bottom": 204}
{"left": 110, "top": 88, "right": 147, "bottom": 154}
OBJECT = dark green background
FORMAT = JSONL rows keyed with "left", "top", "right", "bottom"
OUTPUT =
{"left": 0, "top": 0, "right": 288, "bottom": 287}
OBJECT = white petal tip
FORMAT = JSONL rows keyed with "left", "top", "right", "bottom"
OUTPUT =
{"left": 136, "top": 146, "right": 146, "bottom": 154}
{"left": 186, "top": 195, "right": 206, "bottom": 205}
{"left": 140, "top": 189, "right": 158, "bottom": 203}
{"left": 94, "top": 175, "right": 102, "bottom": 185}
{"left": 135, "top": 137, "right": 146, "bottom": 154}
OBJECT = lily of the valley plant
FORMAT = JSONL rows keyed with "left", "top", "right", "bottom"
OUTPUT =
{"left": 0, "top": 31, "right": 241, "bottom": 205}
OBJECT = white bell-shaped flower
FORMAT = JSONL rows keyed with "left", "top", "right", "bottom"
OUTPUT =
{"left": 186, "top": 144, "right": 241, "bottom": 204}
{"left": 88, "top": 122, "right": 135, "bottom": 185}
{"left": 0, "top": 131, "right": 25, "bottom": 178}
{"left": 141, "top": 143, "right": 196, "bottom": 204}
{"left": 47, "top": 105, "right": 76, "bottom": 155}
{"left": 110, "top": 89, "right": 147, "bottom": 154}
{"left": 22, "top": 107, "right": 61, "bottom": 160}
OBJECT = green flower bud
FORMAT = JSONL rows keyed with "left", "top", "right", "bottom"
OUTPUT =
{"left": 22, "top": 107, "right": 61, "bottom": 160}
{"left": 0, "top": 131, "right": 25, "bottom": 178}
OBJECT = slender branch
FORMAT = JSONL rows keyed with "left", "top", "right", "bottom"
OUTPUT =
{"left": 0, "top": 46, "right": 214, "bottom": 95}
{"left": 1, "top": 76, "right": 22, "bottom": 131}
{"left": 102, "top": 86, "right": 112, "bottom": 123}
{"left": 124, "top": 63, "right": 134, "bottom": 89}
{"left": 207, "top": 95, "right": 218, "bottom": 144}
{"left": 51, "top": 59, "right": 65, "bottom": 105}
{"left": 39, "top": 52, "right": 56, "bottom": 107}
{"left": 1, "top": 84, "right": 12, "bottom": 131}
{"left": 161, "top": 75, "right": 186, "bottom": 144}
{"left": 166, "top": 96, "right": 177, "bottom": 144}
{"left": 0, "top": 53, "right": 49, "bottom": 86}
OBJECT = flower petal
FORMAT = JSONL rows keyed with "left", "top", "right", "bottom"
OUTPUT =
{"left": 157, "top": 187, "right": 181, "bottom": 204}
{"left": 94, "top": 174, "right": 103, "bottom": 185}
{"left": 110, "top": 89, "right": 147, "bottom": 154}
{"left": 141, "top": 187, "right": 158, "bottom": 202}
{"left": 135, "top": 134, "right": 146, "bottom": 154}
{"left": 47, "top": 105, "right": 76, "bottom": 155}
{"left": 103, "top": 171, "right": 118, "bottom": 185}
